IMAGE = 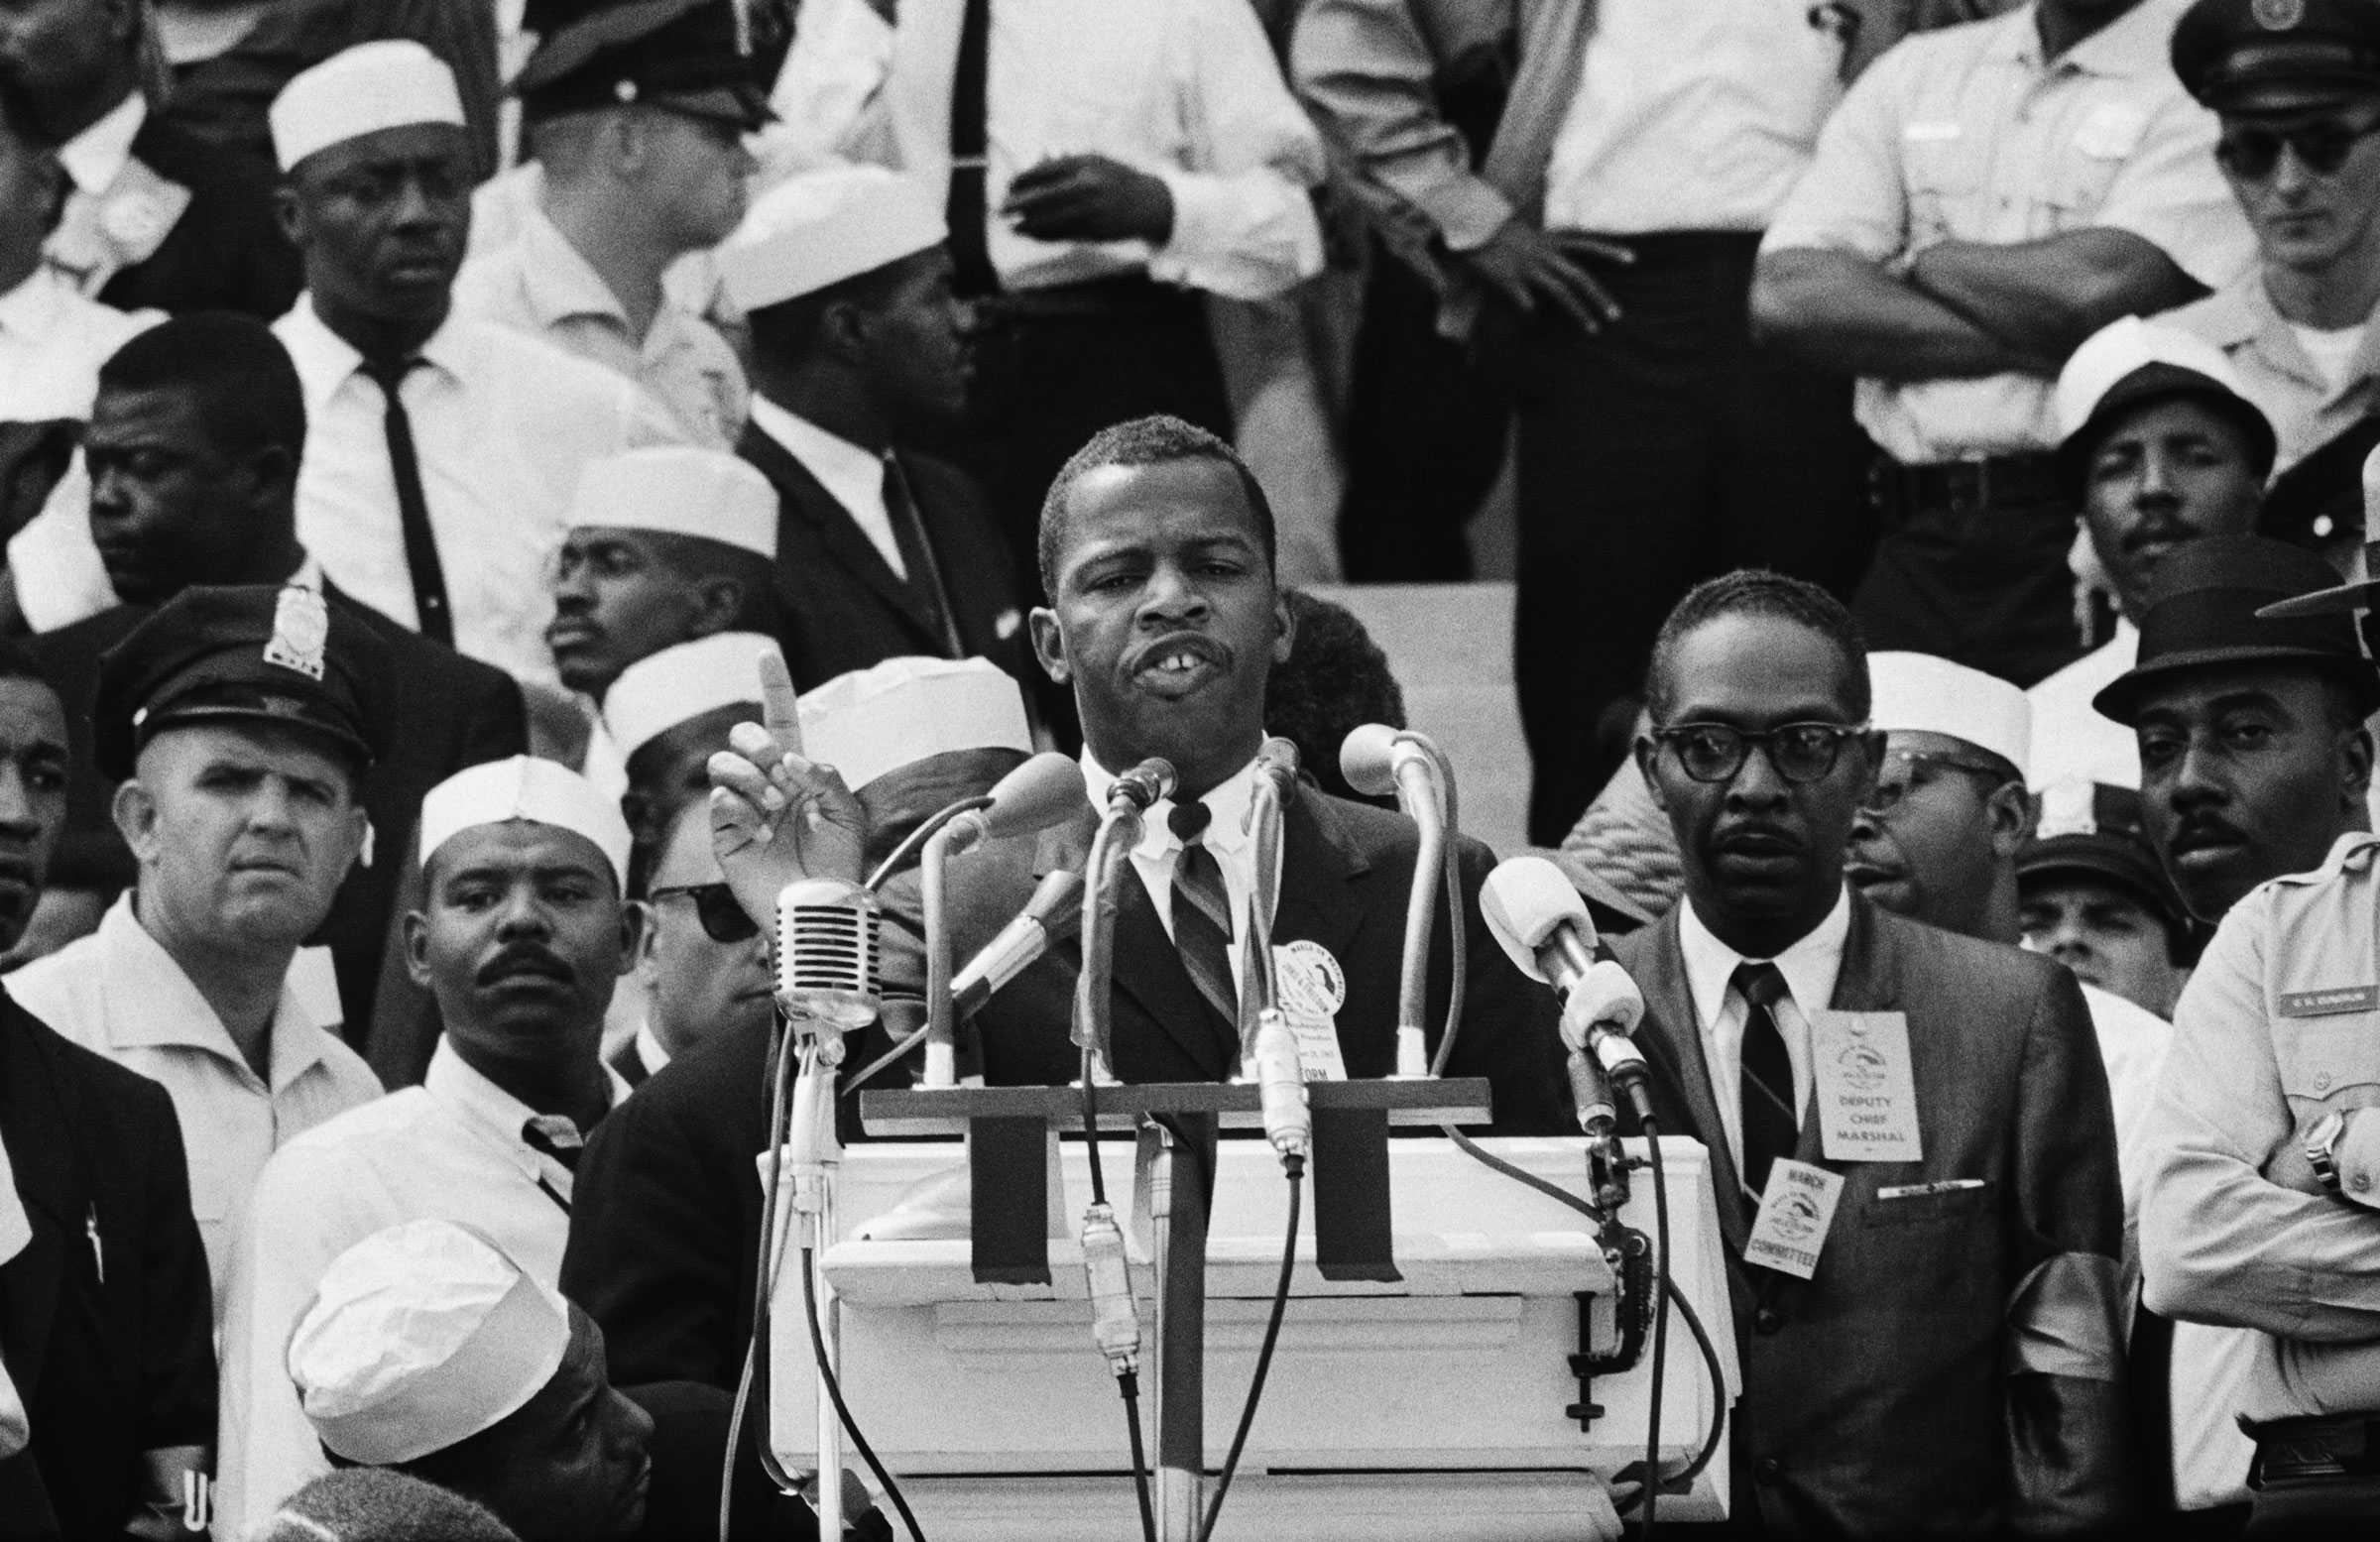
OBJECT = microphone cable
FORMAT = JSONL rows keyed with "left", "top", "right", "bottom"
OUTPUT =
{"left": 1080, "top": 1003, "right": 1160, "bottom": 1542}
{"left": 863, "top": 796, "right": 993, "bottom": 890}
{"left": 1196, "top": 1152, "right": 1303, "bottom": 1542}
{"left": 1640, "top": 1120, "right": 1672, "bottom": 1542}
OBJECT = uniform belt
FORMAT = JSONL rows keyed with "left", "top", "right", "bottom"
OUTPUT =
{"left": 1872, "top": 452, "right": 2065, "bottom": 518}
{"left": 2248, "top": 1414, "right": 2380, "bottom": 1483}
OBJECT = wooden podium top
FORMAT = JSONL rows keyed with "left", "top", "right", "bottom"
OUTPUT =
{"left": 857, "top": 1077, "right": 1493, "bottom": 1136}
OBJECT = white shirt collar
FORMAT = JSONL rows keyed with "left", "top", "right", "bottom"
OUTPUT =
{"left": 59, "top": 92, "right": 147, "bottom": 196}
{"left": 277, "top": 297, "right": 477, "bottom": 414}
{"left": 634, "top": 1019, "right": 671, "bottom": 1078}
{"left": 513, "top": 201, "right": 629, "bottom": 330}
{"left": 94, "top": 892, "right": 338, "bottom": 1092}
{"left": 1678, "top": 885, "right": 1853, "bottom": 1031}
{"left": 1078, "top": 748, "right": 1261, "bottom": 862}
{"left": 422, "top": 1036, "right": 630, "bottom": 1180}
{"left": 749, "top": 395, "right": 886, "bottom": 516}
{"left": 0, "top": 266, "right": 72, "bottom": 346}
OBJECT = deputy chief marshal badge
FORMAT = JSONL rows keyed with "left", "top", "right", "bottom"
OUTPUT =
{"left": 264, "top": 585, "right": 329, "bottom": 681}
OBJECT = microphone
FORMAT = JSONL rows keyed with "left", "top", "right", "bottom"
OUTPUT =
{"left": 1479, "top": 856, "right": 1655, "bottom": 1124}
{"left": 1105, "top": 757, "right": 1176, "bottom": 813}
{"left": 1252, "top": 735, "right": 1300, "bottom": 799}
{"left": 774, "top": 878, "right": 883, "bottom": 1033}
{"left": 941, "top": 752, "right": 1086, "bottom": 858}
{"left": 1339, "top": 724, "right": 1448, "bottom": 1077}
{"left": 951, "top": 869, "right": 1085, "bottom": 1017}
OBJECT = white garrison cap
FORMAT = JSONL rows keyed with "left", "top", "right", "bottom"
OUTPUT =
{"left": 418, "top": 755, "right": 634, "bottom": 889}
{"left": 1869, "top": 652, "right": 2032, "bottom": 778}
{"left": 287, "top": 1220, "right": 571, "bottom": 1468}
{"left": 718, "top": 166, "right": 946, "bottom": 313}
{"left": 802, "top": 655, "right": 1030, "bottom": 791}
{"left": 270, "top": 41, "right": 467, "bottom": 172}
{"left": 2054, "top": 315, "right": 2256, "bottom": 446}
{"left": 567, "top": 447, "right": 777, "bottom": 560}
{"left": 604, "top": 632, "right": 781, "bottom": 761}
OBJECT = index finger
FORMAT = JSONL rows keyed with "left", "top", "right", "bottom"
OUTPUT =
{"left": 759, "top": 649, "right": 802, "bottom": 757}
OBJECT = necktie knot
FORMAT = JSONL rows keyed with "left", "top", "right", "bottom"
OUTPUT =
{"left": 1732, "top": 960, "right": 1788, "bottom": 1011}
{"left": 521, "top": 1116, "right": 584, "bottom": 1172}
{"left": 1167, "top": 799, "right": 1214, "bottom": 844}
{"left": 361, "top": 354, "right": 420, "bottom": 396}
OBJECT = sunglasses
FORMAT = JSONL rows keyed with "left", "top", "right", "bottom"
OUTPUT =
{"left": 1652, "top": 722, "right": 1868, "bottom": 785}
{"left": 2215, "top": 111, "right": 2380, "bottom": 179}
{"left": 649, "top": 883, "right": 760, "bottom": 944}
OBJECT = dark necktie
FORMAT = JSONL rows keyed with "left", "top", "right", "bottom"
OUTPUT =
{"left": 945, "top": 0, "right": 997, "bottom": 297}
{"left": 1167, "top": 801, "right": 1241, "bottom": 1062}
{"left": 360, "top": 355, "right": 454, "bottom": 647}
{"left": 521, "top": 1116, "right": 583, "bottom": 1213}
{"left": 883, "top": 453, "right": 964, "bottom": 656}
{"left": 1733, "top": 961, "right": 1798, "bottom": 1217}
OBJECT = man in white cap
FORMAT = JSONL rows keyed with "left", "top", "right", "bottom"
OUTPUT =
{"left": 601, "top": 629, "right": 782, "bottom": 856}
{"left": 2027, "top": 316, "right": 2278, "bottom": 793}
{"left": 216, "top": 754, "right": 643, "bottom": 1535}
{"left": 719, "top": 167, "right": 1035, "bottom": 698}
{"left": 285, "top": 1220, "right": 654, "bottom": 1542}
{"left": 546, "top": 446, "right": 780, "bottom": 706}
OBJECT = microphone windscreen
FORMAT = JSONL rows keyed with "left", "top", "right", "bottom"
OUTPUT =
{"left": 1478, "top": 855, "right": 1595, "bottom": 983}
{"left": 983, "top": 751, "right": 1087, "bottom": 839}
{"left": 1256, "top": 735, "right": 1301, "bottom": 784}
{"left": 1338, "top": 723, "right": 1401, "bottom": 797}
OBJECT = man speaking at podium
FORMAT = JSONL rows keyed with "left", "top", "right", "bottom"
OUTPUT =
{"left": 1618, "top": 570, "right": 2133, "bottom": 1534}
{"left": 706, "top": 414, "right": 1571, "bottom": 1127}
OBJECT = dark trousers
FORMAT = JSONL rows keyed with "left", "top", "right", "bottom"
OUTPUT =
{"left": 964, "top": 277, "right": 1234, "bottom": 585}
{"left": 1851, "top": 473, "right": 2085, "bottom": 687}
{"left": 1338, "top": 233, "right": 1514, "bottom": 581}
{"left": 1513, "top": 230, "right": 1870, "bottom": 845}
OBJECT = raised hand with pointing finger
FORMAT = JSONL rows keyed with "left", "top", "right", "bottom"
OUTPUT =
{"left": 708, "top": 651, "right": 871, "bottom": 928}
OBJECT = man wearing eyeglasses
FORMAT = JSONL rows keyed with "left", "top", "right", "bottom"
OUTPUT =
{"left": 1615, "top": 569, "right": 2132, "bottom": 1535}
{"left": 2167, "top": 0, "right": 2380, "bottom": 476}
{"left": 613, "top": 798, "right": 774, "bottom": 1089}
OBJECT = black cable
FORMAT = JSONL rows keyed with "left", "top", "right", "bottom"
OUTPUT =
{"left": 1642, "top": 1121, "right": 1672, "bottom": 1542}
{"left": 1429, "top": 753, "right": 1467, "bottom": 1076}
{"left": 723, "top": 1019, "right": 802, "bottom": 1538}
{"left": 863, "top": 796, "right": 993, "bottom": 891}
{"left": 802, "top": 1247, "right": 927, "bottom": 1541}
{"left": 1197, "top": 1154, "right": 1304, "bottom": 1542}
{"left": 1118, "top": 1370, "right": 1159, "bottom": 1542}
{"left": 1080, "top": 1048, "right": 1108, "bottom": 1206}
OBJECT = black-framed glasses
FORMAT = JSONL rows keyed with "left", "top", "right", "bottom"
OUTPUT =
{"left": 1858, "top": 748, "right": 2014, "bottom": 816}
{"left": 2215, "top": 111, "right": 2380, "bottom": 179}
{"left": 1652, "top": 722, "right": 1868, "bottom": 785}
{"left": 649, "top": 883, "right": 759, "bottom": 944}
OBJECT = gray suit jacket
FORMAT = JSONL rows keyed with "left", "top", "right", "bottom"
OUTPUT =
{"left": 1615, "top": 893, "right": 2133, "bottom": 1536}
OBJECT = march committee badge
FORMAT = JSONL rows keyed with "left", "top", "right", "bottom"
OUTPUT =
{"left": 264, "top": 585, "right": 329, "bottom": 681}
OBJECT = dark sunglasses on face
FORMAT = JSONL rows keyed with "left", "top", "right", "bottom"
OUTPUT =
{"left": 649, "top": 883, "right": 760, "bottom": 944}
{"left": 1652, "top": 722, "right": 1868, "bottom": 785}
{"left": 2215, "top": 111, "right": 2380, "bottom": 179}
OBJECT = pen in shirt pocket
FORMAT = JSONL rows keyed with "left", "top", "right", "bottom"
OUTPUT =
{"left": 1876, "top": 1178, "right": 1986, "bottom": 1201}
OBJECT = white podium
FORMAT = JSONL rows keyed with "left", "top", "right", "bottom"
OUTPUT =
{"left": 769, "top": 1108, "right": 1738, "bottom": 1542}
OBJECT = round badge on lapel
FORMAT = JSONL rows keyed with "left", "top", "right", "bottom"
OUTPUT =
{"left": 1276, "top": 938, "right": 1347, "bottom": 1018}
{"left": 2252, "top": 0, "right": 2307, "bottom": 30}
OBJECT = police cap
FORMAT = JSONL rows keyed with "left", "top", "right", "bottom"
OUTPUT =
{"left": 2173, "top": 0, "right": 2380, "bottom": 110}
{"left": 514, "top": 0, "right": 782, "bottom": 131}
{"left": 94, "top": 584, "right": 390, "bottom": 782}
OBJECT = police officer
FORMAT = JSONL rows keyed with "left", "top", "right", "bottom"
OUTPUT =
{"left": 8, "top": 583, "right": 387, "bottom": 1319}
{"left": 2168, "top": 0, "right": 2380, "bottom": 475}
{"left": 2019, "top": 779, "right": 2195, "bottom": 1020}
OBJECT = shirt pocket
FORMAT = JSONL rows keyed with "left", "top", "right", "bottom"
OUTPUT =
{"left": 2039, "top": 103, "right": 2149, "bottom": 232}
{"left": 1852, "top": 1178, "right": 2000, "bottom": 1312}
{"left": 2275, "top": 1018, "right": 2380, "bottom": 1120}
{"left": 1902, "top": 122, "right": 1980, "bottom": 248}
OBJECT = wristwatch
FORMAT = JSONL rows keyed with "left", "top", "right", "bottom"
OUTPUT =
{"left": 2306, "top": 1110, "right": 2352, "bottom": 1195}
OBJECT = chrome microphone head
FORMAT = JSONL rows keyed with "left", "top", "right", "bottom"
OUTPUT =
{"left": 774, "top": 879, "right": 882, "bottom": 1029}
{"left": 1105, "top": 757, "right": 1177, "bottom": 812}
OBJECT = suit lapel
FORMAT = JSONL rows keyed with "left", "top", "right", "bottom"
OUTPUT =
{"left": 1630, "top": 914, "right": 1752, "bottom": 1258}
{"left": 1269, "top": 782, "right": 1368, "bottom": 965}
{"left": 0, "top": 1003, "right": 82, "bottom": 1403}
{"left": 739, "top": 424, "right": 943, "bottom": 646}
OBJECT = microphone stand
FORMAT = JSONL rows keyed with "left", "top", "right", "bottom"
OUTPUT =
{"left": 1389, "top": 749, "right": 1446, "bottom": 1078}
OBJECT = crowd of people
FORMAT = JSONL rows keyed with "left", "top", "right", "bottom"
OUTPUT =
{"left": 0, "top": 0, "right": 2373, "bottom": 1536}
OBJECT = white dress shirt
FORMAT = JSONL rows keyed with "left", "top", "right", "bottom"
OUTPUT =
{"left": 7, "top": 894, "right": 381, "bottom": 1324}
{"left": 634, "top": 1020, "right": 672, "bottom": 1079}
{"left": 747, "top": 396, "right": 905, "bottom": 577}
{"left": 2025, "top": 624, "right": 2140, "bottom": 792}
{"left": 57, "top": 92, "right": 144, "bottom": 198}
{"left": 1079, "top": 748, "right": 1278, "bottom": 989}
{"left": 213, "top": 1038, "right": 629, "bottom": 1537}
{"left": 0, "top": 265, "right": 160, "bottom": 421}
{"left": 1675, "top": 887, "right": 1853, "bottom": 1175}
{"left": 766, "top": 0, "right": 1326, "bottom": 299}
{"left": 1543, "top": 0, "right": 1845, "bottom": 235}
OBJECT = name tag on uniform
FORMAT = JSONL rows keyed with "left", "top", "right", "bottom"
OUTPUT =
{"left": 1812, "top": 1010, "right": 1923, "bottom": 1162}
{"left": 1275, "top": 940, "right": 1347, "bottom": 1081}
{"left": 2280, "top": 986, "right": 2380, "bottom": 1017}
{"left": 1746, "top": 1158, "right": 1844, "bottom": 1280}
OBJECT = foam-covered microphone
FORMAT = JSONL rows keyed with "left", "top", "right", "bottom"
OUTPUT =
{"left": 1105, "top": 757, "right": 1177, "bottom": 813}
{"left": 951, "top": 869, "right": 1085, "bottom": 1017}
{"left": 941, "top": 751, "right": 1086, "bottom": 858}
{"left": 774, "top": 878, "right": 883, "bottom": 1033}
{"left": 1479, "top": 856, "right": 1655, "bottom": 1124}
{"left": 1339, "top": 723, "right": 1441, "bottom": 804}
{"left": 1340, "top": 724, "right": 1447, "bottom": 1077}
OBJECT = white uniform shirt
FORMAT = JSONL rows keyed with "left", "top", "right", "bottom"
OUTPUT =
{"left": 0, "top": 265, "right": 160, "bottom": 421}
{"left": 213, "top": 1038, "right": 629, "bottom": 1537}
{"left": 1675, "top": 886, "right": 1853, "bottom": 1179}
{"left": 766, "top": 0, "right": 1327, "bottom": 299}
{"left": 1762, "top": 0, "right": 2251, "bottom": 462}
{"left": 747, "top": 397, "right": 904, "bottom": 577}
{"left": 2170, "top": 272, "right": 2380, "bottom": 476}
{"left": 2025, "top": 624, "right": 2140, "bottom": 792}
{"left": 1543, "top": 0, "right": 1846, "bottom": 236}
{"left": 6, "top": 894, "right": 381, "bottom": 1323}
{"left": 452, "top": 200, "right": 748, "bottom": 449}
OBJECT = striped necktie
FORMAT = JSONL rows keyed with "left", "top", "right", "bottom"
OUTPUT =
{"left": 1167, "top": 800, "right": 1241, "bottom": 1064}
{"left": 1733, "top": 960, "right": 1798, "bottom": 1218}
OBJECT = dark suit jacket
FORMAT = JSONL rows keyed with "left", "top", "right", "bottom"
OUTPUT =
{"left": 1614, "top": 894, "right": 2132, "bottom": 1537}
{"left": 737, "top": 421, "right": 1035, "bottom": 692}
{"left": 95, "top": 111, "right": 303, "bottom": 321}
{"left": 607, "top": 1038, "right": 652, "bottom": 1092}
{"left": 27, "top": 580, "right": 526, "bottom": 1045}
{"left": 0, "top": 988, "right": 214, "bottom": 1542}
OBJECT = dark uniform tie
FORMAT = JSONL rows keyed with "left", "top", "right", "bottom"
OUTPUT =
{"left": 945, "top": 0, "right": 997, "bottom": 297}
{"left": 360, "top": 355, "right": 454, "bottom": 646}
{"left": 1167, "top": 801, "right": 1241, "bottom": 1062}
{"left": 1733, "top": 961, "right": 1798, "bottom": 1216}
{"left": 521, "top": 1116, "right": 583, "bottom": 1213}
{"left": 884, "top": 453, "right": 965, "bottom": 657}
